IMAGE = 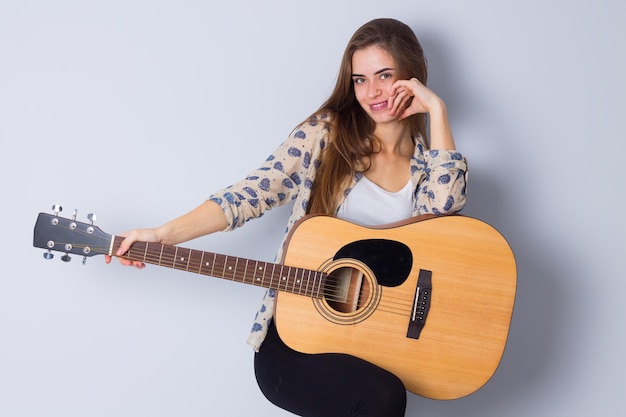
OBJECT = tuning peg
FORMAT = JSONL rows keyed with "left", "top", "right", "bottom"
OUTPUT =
{"left": 82, "top": 256, "right": 88, "bottom": 265}
{"left": 87, "top": 213, "right": 97, "bottom": 225}
{"left": 72, "top": 209, "right": 78, "bottom": 220}
{"left": 52, "top": 205, "right": 63, "bottom": 216}
{"left": 61, "top": 253, "right": 71, "bottom": 262}
{"left": 43, "top": 250, "right": 54, "bottom": 260}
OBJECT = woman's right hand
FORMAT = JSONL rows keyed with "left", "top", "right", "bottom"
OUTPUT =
{"left": 104, "top": 228, "right": 162, "bottom": 269}
{"left": 103, "top": 200, "right": 229, "bottom": 269}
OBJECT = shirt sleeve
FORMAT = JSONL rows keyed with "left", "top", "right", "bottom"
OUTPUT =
{"left": 413, "top": 139, "right": 468, "bottom": 215}
{"left": 208, "top": 118, "right": 327, "bottom": 231}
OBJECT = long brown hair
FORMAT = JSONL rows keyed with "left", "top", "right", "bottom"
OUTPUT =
{"left": 307, "top": 18, "right": 428, "bottom": 215}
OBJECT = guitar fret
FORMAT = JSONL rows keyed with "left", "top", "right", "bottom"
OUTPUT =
{"left": 263, "top": 264, "right": 276, "bottom": 288}
{"left": 185, "top": 249, "right": 191, "bottom": 271}
{"left": 291, "top": 267, "right": 297, "bottom": 293}
{"left": 302, "top": 269, "right": 309, "bottom": 296}
{"left": 315, "top": 272, "right": 323, "bottom": 298}
{"left": 275, "top": 264, "right": 282, "bottom": 291}
{"left": 252, "top": 261, "right": 258, "bottom": 284}
{"left": 283, "top": 266, "right": 291, "bottom": 292}
{"left": 313, "top": 272, "right": 320, "bottom": 297}
{"left": 221, "top": 255, "right": 227, "bottom": 279}
{"left": 177, "top": 248, "right": 183, "bottom": 269}
{"left": 242, "top": 259, "right": 249, "bottom": 284}
{"left": 276, "top": 265, "right": 285, "bottom": 291}
{"left": 158, "top": 244, "right": 164, "bottom": 266}
{"left": 307, "top": 271, "right": 314, "bottom": 297}
{"left": 253, "top": 261, "right": 260, "bottom": 286}
{"left": 230, "top": 256, "right": 237, "bottom": 280}
{"left": 160, "top": 245, "right": 170, "bottom": 268}
{"left": 199, "top": 251, "right": 206, "bottom": 275}
{"left": 138, "top": 242, "right": 150, "bottom": 262}
{"left": 232, "top": 257, "right": 239, "bottom": 281}
{"left": 253, "top": 261, "right": 260, "bottom": 285}
{"left": 292, "top": 268, "right": 298, "bottom": 292}
{"left": 282, "top": 267, "right": 288, "bottom": 291}
{"left": 193, "top": 249, "right": 202, "bottom": 274}
{"left": 290, "top": 268, "right": 297, "bottom": 293}
{"left": 182, "top": 248, "right": 189, "bottom": 269}
{"left": 304, "top": 270, "right": 310, "bottom": 296}
{"left": 171, "top": 247, "right": 176, "bottom": 266}
{"left": 186, "top": 249, "right": 194, "bottom": 272}
{"left": 280, "top": 266, "right": 286, "bottom": 291}
{"left": 196, "top": 250, "right": 202, "bottom": 272}
{"left": 226, "top": 256, "right": 232, "bottom": 280}
{"left": 278, "top": 266, "right": 289, "bottom": 290}
{"left": 210, "top": 253, "right": 216, "bottom": 277}
{"left": 261, "top": 264, "right": 276, "bottom": 288}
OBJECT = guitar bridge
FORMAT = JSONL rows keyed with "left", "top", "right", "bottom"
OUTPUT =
{"left": 407, "top": 269, "right": 432, "bottom": 339}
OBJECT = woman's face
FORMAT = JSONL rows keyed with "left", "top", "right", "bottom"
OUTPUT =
{"left": 351, "top": 45, "right": 400, "bottom": 125}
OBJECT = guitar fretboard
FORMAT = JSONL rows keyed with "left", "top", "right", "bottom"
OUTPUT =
{"left": 113, "top": 236, "right": 326, "bottom": 298}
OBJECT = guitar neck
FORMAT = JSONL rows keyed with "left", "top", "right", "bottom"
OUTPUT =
{"left": 112, "top": 236, "right": 326, "bottom": 298}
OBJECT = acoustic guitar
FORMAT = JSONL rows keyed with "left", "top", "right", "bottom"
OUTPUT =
{"left": 33, "top": 207, "right": 516, "bottom": 400}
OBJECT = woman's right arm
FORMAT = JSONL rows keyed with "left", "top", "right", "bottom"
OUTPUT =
{"left": 104, "top": 200, "right": 227, "bottom": 268}
{"left": 108, "top": 115, "right": 329, "bottom": 268}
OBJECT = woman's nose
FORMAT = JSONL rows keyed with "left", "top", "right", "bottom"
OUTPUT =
{"left": 367, "top": 80, "right": 381, "bottom": 98}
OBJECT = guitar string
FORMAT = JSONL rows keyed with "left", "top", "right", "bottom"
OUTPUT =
{"left": 50, "top": 224, "right": 415, "bottom": 312}
{"left": 122, "top": 245, "right": 355, "bottom": 302}
{"left": 50, "top": 226, "right": 416, "bottom": 312}
{"left": 125, "top": 240, "right": 414, "bottom": 315}
{"left": 122, "top": 246, "right": 418, "bottom": 311}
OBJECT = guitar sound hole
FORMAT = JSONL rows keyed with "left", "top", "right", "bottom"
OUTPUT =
{"left": 324, "top": 267, "right": 371, "bottom": 313}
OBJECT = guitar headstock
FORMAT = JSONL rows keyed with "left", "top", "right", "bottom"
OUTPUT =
{"left": 33, "top": 205, "right": 113, "bottom": 264}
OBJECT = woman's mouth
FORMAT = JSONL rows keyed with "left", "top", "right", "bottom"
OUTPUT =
{"left": 369, "top": 101, "right": 388, "bottom": 111}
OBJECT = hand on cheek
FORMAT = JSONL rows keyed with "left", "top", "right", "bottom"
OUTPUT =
{"left": 388, "top": 86, "right": 412, "bottom": 118}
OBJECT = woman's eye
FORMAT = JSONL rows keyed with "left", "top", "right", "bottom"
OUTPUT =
{"left": 380, "top": 73, "right": 392, "bottom": 80}
{"left": 353, "top": 77, "right": 365, "bottom": 85}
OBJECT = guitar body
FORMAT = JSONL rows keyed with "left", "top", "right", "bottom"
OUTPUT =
{"left": 275, "top": 214, "right": 516, "bottom": 400}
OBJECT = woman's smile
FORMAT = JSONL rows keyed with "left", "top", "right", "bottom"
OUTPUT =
{"left": 370, "top": 100, "right": 389, "bottom": 111}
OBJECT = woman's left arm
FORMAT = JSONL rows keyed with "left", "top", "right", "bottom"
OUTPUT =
{"left": 390, "top": 78, "right": 468, "bottom": 214}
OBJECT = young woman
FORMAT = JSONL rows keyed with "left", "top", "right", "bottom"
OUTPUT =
{"left": 106, "top": 18, "right": 467, "bottom": 417}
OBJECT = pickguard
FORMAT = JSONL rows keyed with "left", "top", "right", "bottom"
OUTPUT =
{"left": 333, "top": 239, "right": 413, "bottom": 287}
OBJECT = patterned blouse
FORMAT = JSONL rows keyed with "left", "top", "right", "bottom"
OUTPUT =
{"left": 208, "top": 112, "right": 468, "bottom": 351}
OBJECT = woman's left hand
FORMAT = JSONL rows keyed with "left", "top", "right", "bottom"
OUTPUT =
{"left": 387, "top": 78, "right": 443, "bottom": 120}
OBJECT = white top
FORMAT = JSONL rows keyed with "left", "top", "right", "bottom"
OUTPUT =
{"left": 336, "top": 175, "right": 414, "bottom": 226}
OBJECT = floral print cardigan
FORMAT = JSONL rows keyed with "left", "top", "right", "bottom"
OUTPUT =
{"left": 208, "top": 113, "right": 468, "bottom": 351}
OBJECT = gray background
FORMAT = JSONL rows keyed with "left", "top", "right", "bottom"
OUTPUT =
{"left": 1, "top": 0, "right": 623, "bottom": 416}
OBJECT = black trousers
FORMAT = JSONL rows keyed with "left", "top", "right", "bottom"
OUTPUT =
{"left": 254, "top": 321, "right": 407, "bottom": 417}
